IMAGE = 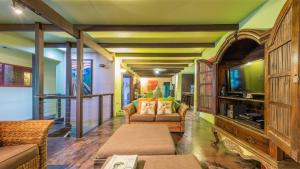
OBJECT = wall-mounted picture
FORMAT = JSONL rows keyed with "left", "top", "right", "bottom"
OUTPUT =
{"left": 72, "top": 59, "right": 93, "bottom": 95}
{"left": 0, "top": 63, "right": 32, "bottom": 87}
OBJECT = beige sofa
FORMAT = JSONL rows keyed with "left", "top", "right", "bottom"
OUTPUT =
{"left": 0, "top": 120, "right": 53, "bottom": 169}
{"left": 124, "top": 103, "right": 189, "bottom": 132}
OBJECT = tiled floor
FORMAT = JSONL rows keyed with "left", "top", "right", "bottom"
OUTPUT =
{"left": 47, "top": 111, "right": 259, "bottom": 169}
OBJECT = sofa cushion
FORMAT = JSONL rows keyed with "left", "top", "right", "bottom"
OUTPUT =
{"left": 157, "top": 101, "right": 173, "bottom": 115}
{"left": 140, "top": 101, "right": 156, "bottom": 115}
{"left": 137, "top": 98, "right": 157, "bottom": 113}
{"left": 130, "top": 113, "right": 156, "bottom": 122}
{"left": 132, "top": 100, "right": 138, "bottom": 110}
{"left": 156, "top": 113, "right": 181, "bottom": 122}
{"left": 0, "top": 144, "right": 39, "bottom": 169}
{"left": 158, "top": 97, "right": 176, "bottom": 113}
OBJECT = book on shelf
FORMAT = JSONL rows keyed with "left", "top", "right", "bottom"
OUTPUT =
{"left": 104, "top": 155, "right": 138, "bottom": 169}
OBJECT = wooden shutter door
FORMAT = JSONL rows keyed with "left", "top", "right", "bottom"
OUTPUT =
{"left": 266, "top": 0, "right": 300, "bottom": 162}
{"left": 197, "top": 60, "right": 215, "bottom": 114}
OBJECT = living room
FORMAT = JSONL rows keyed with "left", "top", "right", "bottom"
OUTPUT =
{"left": 1, "top": 0, "right": 300, "bottom": 169}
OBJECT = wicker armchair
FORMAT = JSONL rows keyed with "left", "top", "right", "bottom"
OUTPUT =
{"left": 0, "top": 120, "right": 53, "bottom": 169}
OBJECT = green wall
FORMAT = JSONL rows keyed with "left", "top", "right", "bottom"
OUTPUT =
{"left": 174, "top": 64, "right": 195, "bottom": 101}
{"left": 195, "top": 0, "right": 287, "bottom": 123}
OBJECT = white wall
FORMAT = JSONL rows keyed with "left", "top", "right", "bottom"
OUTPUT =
{"left": 70, "top": 51, "right": 115, "bottom": 133}
{"left": 0, "top": 47, "right": 59, "bottom": 120}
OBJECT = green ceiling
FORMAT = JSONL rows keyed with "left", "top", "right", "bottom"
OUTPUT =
{"left": 0, "top": 0, "right": 267, "bottom": 74}
{"left": 44, "top": 0, "right": 266, "bottom": 25}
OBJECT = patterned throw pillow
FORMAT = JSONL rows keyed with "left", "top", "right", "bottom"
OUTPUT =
{"left": 158, "top": 97, "right": 176, "bottom": 113}
{"left": 157, "top": 101, "right": 173, "bottom": 114}
{"left": 140, "top": 101, "right": 156, "bottom": 115}
{"left": 137, "top": 98, "right": 157, "bottom": 113}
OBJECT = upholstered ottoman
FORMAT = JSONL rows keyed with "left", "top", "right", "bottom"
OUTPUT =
{"left": 101, "top": 155, "right": 202, "bottom": 169}
{"left": 95, "top": 124, "right": 176, "bottom": 164}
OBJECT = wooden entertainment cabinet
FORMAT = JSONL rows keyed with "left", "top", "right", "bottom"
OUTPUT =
{"left": 197, "top": 0, "right": 300, "bottom": 168}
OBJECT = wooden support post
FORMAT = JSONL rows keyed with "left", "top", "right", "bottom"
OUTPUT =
{"left": 76, "top": 32, "right": 84, "bottom": 138}
{"left": 98, "top": 95, "right": 103, "bottom": 126}
{"left": 111, "top": 94, "right": 114, "bottom": 118}
{"left": 57, "top": 98, "right": 61, "bottom": 118}
{"left": 65, "top": 42, "right": 72, "bottom": 129}
{"left": 32, "top": 22, "right": 44, "bottom": 120}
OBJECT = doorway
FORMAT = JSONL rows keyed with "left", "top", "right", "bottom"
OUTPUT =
{"left": 122, "top": 74, "right": 133, "bottom": 107}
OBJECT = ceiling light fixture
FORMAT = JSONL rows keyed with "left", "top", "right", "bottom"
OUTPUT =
{"left": 11, "top": 0, "right": 24, "bottom": 15}
{"left": 154, "top": 70, "right": 160, "bottom": 75}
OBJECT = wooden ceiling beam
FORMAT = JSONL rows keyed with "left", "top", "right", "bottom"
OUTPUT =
{"left": 15, "top": 0, "right": 113, "bottom": 60}
{"left": 139, "top": 75, "right": 174, "bottom": 78}
{"left": 44, "top": 43, "right": 211, "bottom": 49}
{"left": 0, "top": 24, "right": 66, "bottom": 32}
{"left": 128, "top": 64, "right": 189, "bottom": 68}
{"left": 123, "top": 60, "right": 194, "bottom": 64}
{"left": 16, "top": 0, "right": 80, "bottom": 38}
{"left": 132, "top": 67, "right": 184, "bottom": 71}
{"left": 137, "top": 73, "right": 176, "bottom": 77}
{"left": 134, "top": 70, "right": 181, "bottom": 74}
{"left": 0, "top": 24, "right": 238, "bottom": 32}
{"left": 83, "top": 34, "right": 114, "bottom": 61}
{"left": 101, "top": 43, "right": 214, "bottom": 48}
{"left": 76, "top": 24, "right": 239, "bottom": 32}
{"left": 116, "top": 53, "right": 201, "bottom": 57}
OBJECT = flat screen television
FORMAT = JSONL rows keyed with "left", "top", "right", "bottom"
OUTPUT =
{"left": 229, "top": 59, "right": 264, "bottom": 94}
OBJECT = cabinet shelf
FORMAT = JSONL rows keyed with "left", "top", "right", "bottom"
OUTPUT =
{"left": 218, "top": 96, "right": 264, "bottom": 103}
{"left": 217, "top": 115, "right": 265, "bottom": 134}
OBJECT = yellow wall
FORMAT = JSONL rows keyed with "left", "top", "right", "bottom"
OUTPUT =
{"left": 113, "top": 58, "right": 122, "bottom": 116}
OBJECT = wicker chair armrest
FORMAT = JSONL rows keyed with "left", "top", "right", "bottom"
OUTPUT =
{"left": 0, "top": 120, "right": 53, "bottom": 146}
{"left": 178, "top": 103, "right": 189, "bottom": 120}
{"left": 0, "top": 120, "right": 53, "bottom": 169}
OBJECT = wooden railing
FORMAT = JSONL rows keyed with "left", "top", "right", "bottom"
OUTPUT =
{"left": 36, "top": 93, "right": 114, "bottom": 129}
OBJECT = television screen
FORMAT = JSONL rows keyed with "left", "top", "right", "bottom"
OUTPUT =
{"left": 229, "top": 59, "right": 264, "bottom": 93}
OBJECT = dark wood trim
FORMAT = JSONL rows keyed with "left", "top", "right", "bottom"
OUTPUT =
{"left": 76, "top": 24, "right": 239, "bottom": 32}
{"left": 132, "top": 68, "right": 184, "bottom": 71}
{"left": 32, "top": 22, "right": 44, "bottom": 120}
{"left": 127, "top": 64, "right": 189, "bottom": 68}
{"left": 123, "top": 60, "right": 194, "bottom": 64}
{"left": 96, "top": 43, "right": 214, "bottom": 48}
{"left": 76, "top": 31, "right": 84, "bottom": 138}
{"left": 134, "top": 70, "right": 181, "bottom": 73}
{"left": 0, "top": 24, "right": 239, "bottom": 32}
{"left": 14, "top": 0, "right": 113, "bottom": 60}
{"left": 215, "top": 29, "right": 270, "bottom": 64}
{"left": 98, "top": 95, "right": 103, "bottom": 125}
{"left": 82, "top": 34, "right": 114, "bottom": 61}
{"left": 137, "top": 72, "right": 176, "bottom": 76}
{"left": 65, "top": 42, "right": 72, "bottom": 129}
{"left": 16, "top": 0, "right": 80, "bottom": 38}
{"left": 116, "top": 53, "right": 201, "bottom": 57}
{"left": 139, "top": 75, "right": 174, "bottom": 78}
{"left": 44, "top": 43, "right": 214, "bottom": 48}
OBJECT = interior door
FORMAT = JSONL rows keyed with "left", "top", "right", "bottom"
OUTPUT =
{"left": 122, "top": 74, "right": 132, "bottom": 107}
{"left": 266, "top": 0, "right": 300, "bottom": 162}
{"left": 197, "top": 60, "right": 215, "bottom": 114}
